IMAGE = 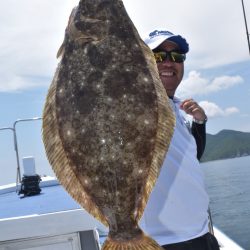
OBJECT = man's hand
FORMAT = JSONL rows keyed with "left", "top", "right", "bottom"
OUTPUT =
{"left": 180, "top": 99, "right": 207, "bottom": 122}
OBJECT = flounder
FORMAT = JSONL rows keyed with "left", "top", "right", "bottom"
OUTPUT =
{"left": 42, "top": 0, "right": 175, "bottom": 249}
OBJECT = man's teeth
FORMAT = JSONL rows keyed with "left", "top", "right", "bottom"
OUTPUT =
{"left": 161, "top": 72, "right": 174, "bottom": 76}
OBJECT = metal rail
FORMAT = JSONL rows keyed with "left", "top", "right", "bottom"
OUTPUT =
{"left": 0, "top": 117, "right": 42, "bottom": 191}
{"left": 241, "top": 0, "right": 250, "bottom": 55}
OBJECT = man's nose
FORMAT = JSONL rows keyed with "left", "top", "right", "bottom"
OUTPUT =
{"left": 162, "top": 57, "right": 174, "bottom": 65}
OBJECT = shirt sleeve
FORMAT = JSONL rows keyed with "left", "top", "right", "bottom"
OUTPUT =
{"left": 191, "top": 122, "right": 206, "bottom": 161}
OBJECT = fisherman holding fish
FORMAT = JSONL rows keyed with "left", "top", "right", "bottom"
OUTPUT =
{"left": 43, "top": 1, "right": 221, "bottom": 248}
{"left": 140, "top": 30, "right": 220, "bottom": 250}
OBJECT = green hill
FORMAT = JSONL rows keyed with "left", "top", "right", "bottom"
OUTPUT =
{"left": 200, "top": 129, "right": 250, "bottom": 162}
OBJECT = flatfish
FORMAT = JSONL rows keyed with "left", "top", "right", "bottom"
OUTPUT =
{"left": 42, "top": 0, "right": 175, "bottom": 249}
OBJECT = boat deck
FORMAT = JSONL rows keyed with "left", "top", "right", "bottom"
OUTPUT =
{"left": 0, "top": 177, "right": 244, "bottom": 249}
{"left": 0, "top": 179, "right": 80, "bottom": 220}
{"left": 0, "top": 177, "right": 107, "bottom": 244}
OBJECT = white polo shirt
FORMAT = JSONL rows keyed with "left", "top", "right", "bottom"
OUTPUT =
{"left": 139, "top": 97, "right": 209, "bottom": 245}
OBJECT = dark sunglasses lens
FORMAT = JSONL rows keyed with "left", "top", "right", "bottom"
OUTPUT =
{"left": 153, "top": 51, "right": 185, "bottom": 63}
{"left": 171, "top": 52, "right": 186, "bottom": 63}
{"left": 154, "top": 52, "right": 166, "bottom": 62}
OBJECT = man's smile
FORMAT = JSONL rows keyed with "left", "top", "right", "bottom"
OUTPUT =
{"left": 160, "top": 71, "right": 176, "bottom": 77}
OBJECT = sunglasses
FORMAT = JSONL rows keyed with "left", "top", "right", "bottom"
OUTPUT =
{"left": 153, "top": 50, "right": 186, "bottom": 63}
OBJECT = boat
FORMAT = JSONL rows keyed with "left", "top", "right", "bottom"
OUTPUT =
{"left": 0, "top": 119, "right": 245, "bottom": 250}
{"left": 0, "top": 175, "right": 104, "bottom": 250}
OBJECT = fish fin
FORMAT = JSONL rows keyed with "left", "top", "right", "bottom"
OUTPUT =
{"left": 56, "top": 6, "right": 77, "bottom": 59}
{"left": 56, "top": 42, "right": 65, "bottom": 58}
{"left": 42, "top": 65, "right": 108, "bottom": 227}
{"left": 102, "top": 233, "right": 164, "bottom": 250}
{"left": 135, "top": 39, "right": 176, "bottom": 221}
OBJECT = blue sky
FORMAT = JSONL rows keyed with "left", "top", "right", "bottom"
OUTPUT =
{"left": 0, "top": 0, "right": 249, "bottom": 185}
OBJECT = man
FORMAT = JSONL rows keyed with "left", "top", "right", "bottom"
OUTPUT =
{"left": 139, "top": 30, "right": 220, "bottom": 250}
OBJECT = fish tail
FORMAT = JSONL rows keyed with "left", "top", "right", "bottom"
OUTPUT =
{"left": 102, "top": 233, "right": 164, "bottom": 250}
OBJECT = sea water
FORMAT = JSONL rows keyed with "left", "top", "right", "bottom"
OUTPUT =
{"left": 202, "top": 156, "right": 250, "bottom": 249}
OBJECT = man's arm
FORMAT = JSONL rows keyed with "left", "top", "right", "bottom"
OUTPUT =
{"left": 191, "top": 122, "right": 206, "bottom": 161}
{"left": 180, "top": 99, "right": 207, "bottom": 160}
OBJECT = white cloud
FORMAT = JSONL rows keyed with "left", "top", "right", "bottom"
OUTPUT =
{"left": 224, "top": 107, "right": 240, "bottom": 116}
{"left": 0, "top": 0, "right": 249, "bottom": 92}
{"left": 176, "top": 71, "right": 243, "bottom": 99}
{"left": 208, "top": 76, "right": 244, "bottom": 92}
{"left": 123, "top": 0, "right": 250, "bottom": 68}
{"left": 0, "top": 75, "right": 47, "bottom": 92}
{"left": 199, "top": 101, "right": 239, "bottom": 118}
{"left": 0, "top": 0, "right": 78, "bottom": 92}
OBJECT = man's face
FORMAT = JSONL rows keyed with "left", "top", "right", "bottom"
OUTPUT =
{"left": 155, "top": 40, "right": 184, "bottom": 97}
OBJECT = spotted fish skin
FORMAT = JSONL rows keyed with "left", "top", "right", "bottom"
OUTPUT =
{"left": 42, "top": 0, "right": 175, "bottom": 249}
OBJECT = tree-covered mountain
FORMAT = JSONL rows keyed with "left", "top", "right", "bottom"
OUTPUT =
{"left": 200, "top": 129, "right": 250, "bottom": 162}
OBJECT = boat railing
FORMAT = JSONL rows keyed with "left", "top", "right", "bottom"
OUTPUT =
{"left": 0, "top": 117, "right": 42, "bottom": 192}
